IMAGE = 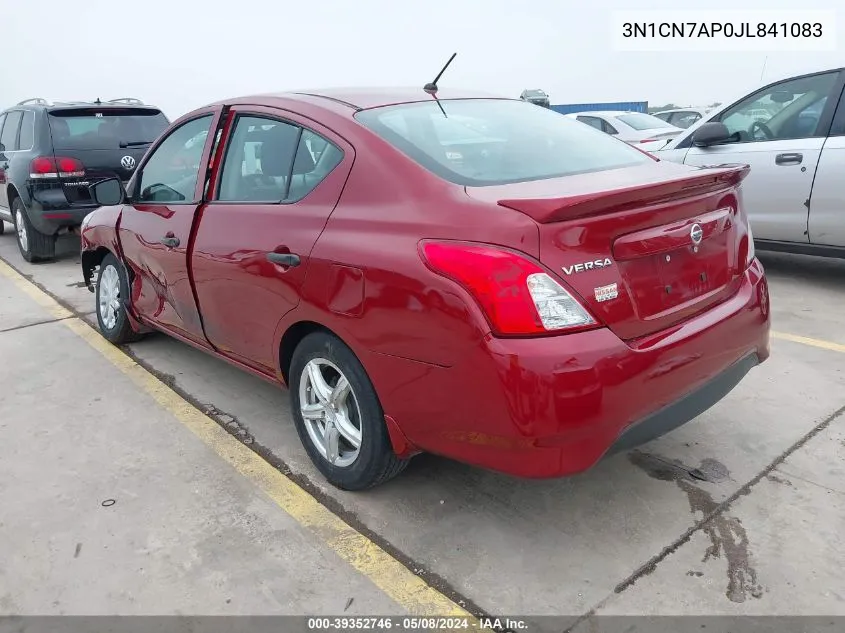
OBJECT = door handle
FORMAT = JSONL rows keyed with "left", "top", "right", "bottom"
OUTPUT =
{"left": 775, "top": 152, "right": 803, "bottom": 165}
{"left": 266, "top": 252, "right": 301, "bottom": 267}
{"left": 159, "top": 236, "right": 180, "bottom": 248}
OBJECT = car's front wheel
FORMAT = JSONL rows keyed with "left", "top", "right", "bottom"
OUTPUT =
{"left": 289, "top": 332, "right": 409, "bottom": 490}
{"left": 95, "top": 253, "right": 142, "bottom": 344}
{"left": 12, "top": 198, "right": 56, "bottom": 263}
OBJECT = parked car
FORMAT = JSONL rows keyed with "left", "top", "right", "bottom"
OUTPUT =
{"left": 653, "top": 107, "right": 711, "bottom": 129}
{"left": 565, "top": 110, "right": 683, "bottom": 149}
{"left": 520, "top": 89, "right": 550, "bottom": 108}
{"left": 653, "top": 67, "right": 845, "bottom": 257}
{"left": 80, "top": 88, "right": 770, "bottom": 490}
{"left": 0, "top": 97, "right": 169, "bottom": 261}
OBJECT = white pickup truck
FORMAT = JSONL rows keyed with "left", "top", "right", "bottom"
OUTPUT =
{"left": 653, "top": 67, "right": 845, "bottom": 258}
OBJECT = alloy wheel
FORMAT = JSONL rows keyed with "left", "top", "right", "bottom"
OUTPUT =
{"left": 98, "top": 264, "right": 122, "bottom": 330}
{"left": 14, "top": 209, "right": 28, "bottom": 253}
{"left": 298, "top": 358, "right": 363, "bottom": 467}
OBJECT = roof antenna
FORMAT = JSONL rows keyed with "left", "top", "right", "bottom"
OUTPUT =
{"left": 424, "top": 52, "right": 457, "bottom": 95}
{"left": 424, "top": 52, "right": 456, "bottom": 118}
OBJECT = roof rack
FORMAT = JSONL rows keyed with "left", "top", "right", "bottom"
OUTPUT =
{"left": 107, "top": 97, "right": 144, "bottom": 105}
{"left": 17, "top": 98, "right": 50, "bottom": 106}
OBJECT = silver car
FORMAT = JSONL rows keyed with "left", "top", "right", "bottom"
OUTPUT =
{"left": 654, "top": 67, "right": 845, "bottom": 257}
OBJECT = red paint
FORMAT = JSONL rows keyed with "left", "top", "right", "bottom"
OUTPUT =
{"left": 81, "top": 89, "right": 770, "bottom": 478}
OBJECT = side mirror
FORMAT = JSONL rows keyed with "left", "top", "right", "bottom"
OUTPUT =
{"left": 90, "top": 177, "right": 126, "bottom": 206}
{"left": 692, "top": 122, "right": 735, "bottom": 147}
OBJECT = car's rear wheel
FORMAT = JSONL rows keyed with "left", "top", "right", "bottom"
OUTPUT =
{"left": 289, "top": 332, "right": 409, "bottom": 490}
{"left": 96, "top": 253, "right": 142, "bottom": 344}
{"left": 12, "top": 198, "right": 55, "bottom": 263}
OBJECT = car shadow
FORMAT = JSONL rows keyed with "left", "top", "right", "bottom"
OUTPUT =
{"left": 757, "top": 250, "right": 845, "bottom": 291}
{"left": 0, "top": 226, "right": 80, "bottom": 264}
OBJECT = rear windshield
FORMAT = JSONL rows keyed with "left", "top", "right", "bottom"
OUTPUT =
{"left": 48, "top": 108, "right": 169, "bottom": 150}
{"left": 355, "top": 99, "right": 651, "bottom": 186}
{"left": 615, "top": 113, "right": 676, "bottom": 130}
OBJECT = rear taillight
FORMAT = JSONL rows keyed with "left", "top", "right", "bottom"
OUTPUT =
{"left": 29, "top": 156, "right": 85, "bottom": 179}
{"left": 419, "top": 241, "right": 597, "bottom": 336}
{"left": 746, "top": 221, "right": 756, "bottom": 267}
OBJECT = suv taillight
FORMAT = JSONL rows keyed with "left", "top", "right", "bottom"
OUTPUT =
{"left": 30, "top": 156, "right": 85, "bottom": 179}
{"left": 419, "top": 241, "right": 598, "bottom": 336}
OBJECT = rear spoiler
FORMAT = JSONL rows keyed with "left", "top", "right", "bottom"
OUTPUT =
{"left": 497, "top": 164, "right": 750, "bottom": 224}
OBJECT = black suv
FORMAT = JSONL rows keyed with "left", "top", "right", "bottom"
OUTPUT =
{"left": 0, "top": 98, "right": 169, "bottom": 261}
{"left": 519, "top": 89, "right": 550, "bottom": 108}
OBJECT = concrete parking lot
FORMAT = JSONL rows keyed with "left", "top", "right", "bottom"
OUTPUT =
{"left": 1, "top": 224, "right": 844, "bottom": 625}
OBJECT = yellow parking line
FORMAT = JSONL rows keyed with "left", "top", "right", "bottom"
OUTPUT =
{"left": 0, "top": 258, "right": 470, "bottom": 618}
{"left": 772, "top": 331, "right": 845, "bottom": 354}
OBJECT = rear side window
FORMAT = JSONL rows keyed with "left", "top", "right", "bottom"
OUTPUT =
{"left": 576, "top": 115, "right": 605, "bottom": 131}
{"left": 356, "top": 99, "right": 651, "bottom": 186}
{"left": 0, "top": 111, "right": 22, "bottom": 151}
{"left": 615, "top": 113, "right": 677, "bottom": 130}
{"left": 18, "top": 111, "right": 35, "bottom": 150}
{"left": 48, "top": 108, "right": 169, "bottom": 150}
{"left": 217, "top": 115, "right": 343, "bottom": 203}
{"left": 671, "top": 112, "right": 702, "bottom": 128}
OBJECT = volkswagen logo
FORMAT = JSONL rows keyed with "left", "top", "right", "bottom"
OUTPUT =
{"left": 120, "top": 155, "right": 136, "bottom": 170}
{"left": 690, "top": 223, "right": 703, "bottom": 245}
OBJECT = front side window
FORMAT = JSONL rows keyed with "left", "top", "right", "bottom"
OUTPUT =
{"left": 718, "top": 71, "right": 839, "bottom": 142}
{"left": 136, "top": 115, "right": 214, "bottom": 204}
{"left": 357, "top": 99, "right": 651, "bottom": 186}
{"left": 0, "top": 111, "right": 22, "bottom": 151}
{"left": 217, "top": 115, "right": 342, "bottom": 203}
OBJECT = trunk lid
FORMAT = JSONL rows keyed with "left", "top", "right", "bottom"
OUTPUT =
{"left": 466, "top": 162, "right": 752, "bottom": 341}
{"left": 47, "top": 107, "right": 169, "bottom": 206}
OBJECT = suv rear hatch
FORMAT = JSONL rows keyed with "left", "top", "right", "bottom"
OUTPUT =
{"left": 466, "top": 161, "right": 753, "bottom": 341}
{"left": 47, "top": 107, "right": 169, "bottom": 205}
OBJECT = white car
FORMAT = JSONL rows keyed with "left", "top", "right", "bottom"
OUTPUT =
{"left": 653, "top": 66, "right": 845, "bottom": 256}
{"left": 653, "top": 108, "right": 711, "bottom": 129}
{"left": 564, "top": 110, "right": 683, "bottom": 150}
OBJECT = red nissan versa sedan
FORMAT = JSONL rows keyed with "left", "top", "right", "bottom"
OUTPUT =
{"left": 79, "top": 87, "right": 770, "bottom": 490}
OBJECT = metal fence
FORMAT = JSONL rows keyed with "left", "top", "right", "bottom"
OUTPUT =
{"left": 550, "top": 101, "right": 648, "bottom": 115}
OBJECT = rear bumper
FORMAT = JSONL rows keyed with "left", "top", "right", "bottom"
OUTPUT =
{"left": 24, "top": 184, "right": 97, "bottom": 234}
{"left": 368, "top": 259, "right": 770, "bottom": 477}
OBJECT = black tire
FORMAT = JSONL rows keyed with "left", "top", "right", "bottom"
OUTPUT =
{"left": 289, "top": 332, "right": 409, "bottom": 490}
{"left": 95, "top": 253, "right": 143, "bottom": 344}
{"left": 12, "top": 197, "right": 56, "bottom": 263}
{"left": 0, "top": 220, "right": 5, "bottom": 235}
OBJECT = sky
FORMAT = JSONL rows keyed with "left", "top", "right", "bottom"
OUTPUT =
{"left": 2, "top": 0, "right": 843, "bottom": 120}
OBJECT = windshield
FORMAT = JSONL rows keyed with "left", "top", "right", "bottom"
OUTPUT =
{"left": 48, "top": 108, "right": 169, "bottom": 150}
{"left": 615, "top": 113, "right": 677, "bottom": 131}
{"left": 355, "top": 99, "right": 652, "bottom": 186}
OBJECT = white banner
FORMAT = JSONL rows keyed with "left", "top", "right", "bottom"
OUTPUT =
{"left": 611, "top": 10, "right": 838, "bottom": 52}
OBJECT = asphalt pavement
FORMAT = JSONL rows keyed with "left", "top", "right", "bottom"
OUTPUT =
{"left": 1, "top": 223, "right": 843, "bottom": 624}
